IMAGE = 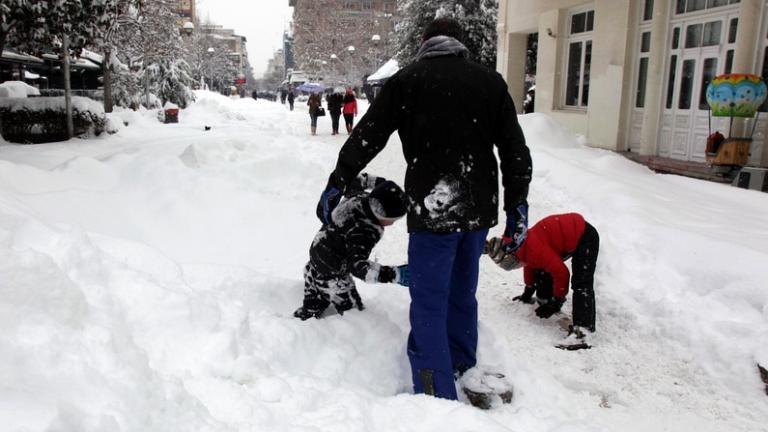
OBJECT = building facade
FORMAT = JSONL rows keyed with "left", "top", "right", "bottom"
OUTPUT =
{"left": 176, "top": 0, "right": 196, "bottom": 22}
{"left": 289, "top": 0, "right": 397, "bottom": 86}
{"left": 497, "top": 0, "right": 768, "bottom": 168}
{"left": 200, "top": 24, "right": 249, "bottom": 80}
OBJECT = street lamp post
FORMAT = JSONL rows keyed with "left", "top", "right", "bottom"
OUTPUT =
{"left": 347, "top": 45, "right": 355, "bottom": 87}
{"left": 371, "top": 34, "right": 381, "bottom": 71}
{"left": 330, "top": 54, "right": 338, "bottom": 86}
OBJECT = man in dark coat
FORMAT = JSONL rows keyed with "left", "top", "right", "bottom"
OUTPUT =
{"left": 315, "top": 18, "right": 532, "bottom": 401}
{"left": 326, "top": 91, "right": 344, "bottom": 135}
{"left": 287, "top": 89, "right": 295, "bottom": 111}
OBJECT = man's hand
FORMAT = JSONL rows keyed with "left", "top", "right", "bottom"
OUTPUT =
{"left": 395, "top": 264, "right": 409, "bottom": 287}
{"left": 316, "top": 174, "right": 343, "bottom": 224}
{"left": 502, "top": 201, "right": 529, "bottom": 252}
{"left": 512, "top": 285, "right": 536, "bottom": 304}
{"left": 535, "top": 297, "right": 565, "bottom": 319}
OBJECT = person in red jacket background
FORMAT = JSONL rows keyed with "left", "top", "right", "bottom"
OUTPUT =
{"left": 486, "top": 213, "right": 600, "bottom": 344}
{"left": 342, "top": 88, "right": 358, "bottom": 135}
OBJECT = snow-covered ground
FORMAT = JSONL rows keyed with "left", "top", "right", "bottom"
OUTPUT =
{"left": 1, "top": 91, "right": 767, "bottom": 432}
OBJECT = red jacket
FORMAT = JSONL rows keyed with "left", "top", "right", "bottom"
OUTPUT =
{"left": 513, "top": 213, "right": 586, "bottom": 298}
{"left": 343, "top": 93, "right": 357, "bottom": 115}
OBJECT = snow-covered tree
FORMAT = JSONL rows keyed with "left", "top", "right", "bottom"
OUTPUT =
{"left": 182, "top": 25, "right": 240, "bottom": 94}
{"left": 2, "top": 0, "right": 117, "bottom": 137}
{"left": 114, "top": 0, "right": 195, "bottom": 108}
{"left": 395, "top": 0, "right": 498, "bottom": 69}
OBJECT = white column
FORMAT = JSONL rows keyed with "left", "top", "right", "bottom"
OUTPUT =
{"left": 640, "top": 0, "right": 671, "bottom": 156}
{"left": 504, "top": 33, "right": 528, "bottom": 112}
{"left": 729, "top": 0, "right": 764, "bottom": 143}
{"left": 733, "top": 0, "right": 762, "bottom": 73}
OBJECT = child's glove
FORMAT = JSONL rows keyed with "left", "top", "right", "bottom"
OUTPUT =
{"left": 395, "top": 264, "right": 409, "bottom": 287}
{"left": 535, "top": 297, "right": 565, "bottom": 318}
{"left": 502, "top": 201, "right": 528, "bottom": 252}
{"left": 512, "top": 285, "right": 536, "bottom": 304}
{"left": 316, "top": 174, "right": 343, "bottom": 225}
{"left": 484, "top": 237, "right": 523, "bottom": 271}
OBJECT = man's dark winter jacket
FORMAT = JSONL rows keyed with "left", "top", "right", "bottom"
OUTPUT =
{"left": 330, "top": 37, "right": 532, "bottom": 233}
{"left": 309, "top": 174, "right": 397, "bottom": 283}
{"left": 326, "top": 93, "right": 344, "bottom": 115}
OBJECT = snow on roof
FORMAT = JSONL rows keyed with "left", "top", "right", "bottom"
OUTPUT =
{"left": 1, "top": 50, "right": 44, "bottom": 64}
{"left": 80, "top": 49, "right": 104, "bottom": 65}
{"left": 367, "top": 59, "right": 399, "bottom": 83}
{"left": 0, "top": 81, "right": 41, "bottom": 98}
{"left": 40, "top": 53, "right": 100, "bottom": 69}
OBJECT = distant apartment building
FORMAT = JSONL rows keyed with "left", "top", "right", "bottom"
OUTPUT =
{"left": 497, "top": 0, "right": 768, "bottom": 168}
{"left": 289, "top": 0, "right": 398, "bottom": 85}
{"left": 200, "top": 24, "right": 249, "bottom": 79}
{"left": 175, "top": 0, "right": 197, "bottom": 31}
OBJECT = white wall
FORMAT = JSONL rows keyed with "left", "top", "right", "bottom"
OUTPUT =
{"left": 498, "top": 0, "right": 635, "bottom": 151}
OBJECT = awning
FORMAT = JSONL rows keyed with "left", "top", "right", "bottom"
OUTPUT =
{"left": 367, "top": 59, "right": 399, "bottom": 84}
{"left": 1, "top": 50, "right": 44, "bottom": 64}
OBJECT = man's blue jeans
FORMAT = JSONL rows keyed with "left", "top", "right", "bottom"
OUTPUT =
{"left": 407, "top": 229, "right": 488, "bottom": 399}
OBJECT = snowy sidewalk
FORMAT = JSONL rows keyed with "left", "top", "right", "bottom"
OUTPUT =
{"left": 0, "top": 91, "right": 766, "bottom": 432}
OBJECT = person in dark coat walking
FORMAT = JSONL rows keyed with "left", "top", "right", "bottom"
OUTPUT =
{"left": 326, "top": 90, "right": 344, "bottom": 135}
{"left": 287, "top": 89, "right": 295, "bottom": 111}
{"left": 315, "top": 18, "right": 532, "bottom": 401}
{"left": 485, "top": 213, "right": 600, "bottom": 348}
{"left": 342, "top": 88, "right": 358, "bottom": 134}
{"left": 295, "top": 174, "right": 409, "bottom": 320}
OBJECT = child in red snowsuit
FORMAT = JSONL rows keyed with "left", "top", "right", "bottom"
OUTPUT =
{"left": 486, "top": 213, "right": 600, "bottom": 339}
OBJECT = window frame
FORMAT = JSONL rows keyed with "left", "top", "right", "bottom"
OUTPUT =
{"left": 561, "top": 6, "right": 595, "bottom": 110}
{"left": 674, "top": 0, "right": 741, "bottom": 16}
{"left": 635, "top": 30, "right": 653, "bottom": 108}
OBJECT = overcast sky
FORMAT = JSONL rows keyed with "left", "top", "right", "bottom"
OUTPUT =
{"left": 197, "top": 0, "right": 293, "bottom": 78}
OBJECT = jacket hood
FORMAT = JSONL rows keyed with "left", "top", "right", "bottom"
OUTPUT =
{"left": 415, "top": 36, "right": 469, "bottom": 61}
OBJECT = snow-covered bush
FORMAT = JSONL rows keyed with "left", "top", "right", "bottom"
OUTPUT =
{"left": 0, "top": 81, "right": 41, "bottom": 98}
{"left": 0, "top": 97, "right": 108, "bottom": 143}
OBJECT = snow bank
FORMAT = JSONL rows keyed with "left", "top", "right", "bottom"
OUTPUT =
{"left": 0, "top": 80, "right": 41, "bottom": 98}
{"left": 518, "top": 113, "right": 586, "bottom": 149}
{"left": 0, "top": 97, "right": 766, "bottom": 432}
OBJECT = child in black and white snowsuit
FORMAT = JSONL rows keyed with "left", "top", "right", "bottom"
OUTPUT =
{"left": 294, "top": 174, "right": 410, "bottom": 320}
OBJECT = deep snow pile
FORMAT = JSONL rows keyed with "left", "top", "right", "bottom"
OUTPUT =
{"left": 0, "top": 91, "right": 766, "bottom": 432}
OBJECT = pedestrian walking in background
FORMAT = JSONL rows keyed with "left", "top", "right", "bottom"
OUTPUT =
{"left": 308, "top": 92, "right": 322, "bottom": 135}
{"left": 342, "top": 88, "right": 358, "bottom": 135}
{"left": 287, "top": 89, "right": 295, "bottom": 111}
{"left": 315, "top": 18, "right": 532, "bottom": 404}
{"left": 326, "top": 89, "right": 344, "bottom": 135}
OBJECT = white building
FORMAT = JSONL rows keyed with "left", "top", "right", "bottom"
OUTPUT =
{"left": 497, "top": 0, "right": 768, "bottom": 169}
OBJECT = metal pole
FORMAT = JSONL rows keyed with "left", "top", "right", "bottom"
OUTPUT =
{"left": 749, "top": 112, "right": 761, "bottom": 139}
{"left": 62, "top": 34, "right": 74, "bottom": 139}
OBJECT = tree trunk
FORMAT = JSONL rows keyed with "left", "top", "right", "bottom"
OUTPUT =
{"left": 103, "top": 48, "right": 114, "bottom": 113}
{"left": 144, "top": 69, "right": 150, "bottom": 108}
{"left": 63, "top": 34, "right": 74, "bottom": 139}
